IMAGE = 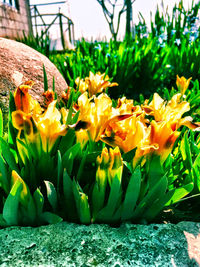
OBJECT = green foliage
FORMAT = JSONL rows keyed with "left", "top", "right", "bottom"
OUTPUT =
{"left": 1, "top": 75, "right": 200, "bottom": 227}
{"left": 49, "top": 34, "right": 199, "bottom": 100}
{"left": 1, "top": 1, "right": 200, "bottom": 227}
{"left": 0, "top": 100, "right": 199, "bottom": 226}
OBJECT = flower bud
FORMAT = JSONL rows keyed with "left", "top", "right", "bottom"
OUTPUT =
{"left": 176, "top": 75, "right": 192, "bottom": 95}
{"left": 43, "top": 89, "right": 55, "bottom": 107}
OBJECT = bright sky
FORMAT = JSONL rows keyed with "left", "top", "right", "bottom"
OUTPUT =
{"left": 29, "top": 0, "right": 199, "bottom": 40}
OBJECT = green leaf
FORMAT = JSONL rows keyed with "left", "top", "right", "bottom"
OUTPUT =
{"left": 40, "top": 212, "right": 62, "bottom": 224}
{"left": 43, "top": 64, "right": 48, "bottom": 91}
{"left": 72, "top": 179, "right": 91, "bottom": 224}
{"left": 121, "top": 167, "right": 141, "bottom": 220}
{"left": 132, "top": 175, "right": 168, "bottom": 221}
{"left": 52, "top": 76, "right": 55, "bottom": 92}
{"left": 21, "top": 196, "right": 36, "bottom": 225}
{"left": 8, "top": 91, "right": 16, "bottom": 145}
{"left": 11, "top": 170, "right": 31, "bottom": 207}
{"left": 0, "top": 155, "right": 9, "bottom": 193}
{"left": 0, "top": 137, "right": 19, "bottom": 173}
{"left": 33, "top": 188, "right": 44, "bottom": 216}
{"left": 0, "top": 109, "right": 3, "bottom": 138}
{"left": 79, "top": 193, "right": 91, "bottom": 224}
{"left": 3, "top": 180, "right": 22, "bottom": 225}
{"left": 63, "top": 169, "right": 73, "bottom": 203}
{"left": 143, "top": 190, "right": 175, "bottom": 221}
{"left": 192, "top": 153, "right": 200, "bottom": 192}
{"left": 44, "top": 181, "right": 58, "bottom": 212}
{"left": 58, "top": 129, "right": 75, "bottom": 155}
{"left": 67, "top": 88, "right": 75, "bottom": 109}
{"left": 62, "top": 143, "right": 81, "bottom": 176}
{"left": 148, "top": 156, "right": 164, "bottom": 188}
{"left": 66, "top": 105, "right": 73, "bottom": 125}
{"left": 165, "top": 183, "right": 194, "bottom": 205}
{"left": 76, "top": 147, "right": 88, "bottom": 182}
{"left": 57, "top": 150, "right": 62, "bottom": 193}
{"left": 71, "top": 110, "right": 80, "bottom": 125}
{"left": 16, "top": 138, "right": 29, "bottom": 164}
{"left": 96, "top": 175, "right": 122, "bottom": 223}
{"left": 123, "top": 148, "right": 136, "bottom": 163}
{"left": 63, "top": 169, "right": 77, "bottom": 221}
{"left": 123, "top": 161, "right": 133, "bottom": 173}
{"left": 180, "top": 132, "right": 193, "bottom": 170}
{"left": 0, "top": 214, "right": 7, "bottom": 227}
{"left": 92, "top": 169, "right": 107, "bottom": 219}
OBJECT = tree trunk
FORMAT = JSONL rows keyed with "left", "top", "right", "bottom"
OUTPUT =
{"left": 125, "top": 0, "right": 132, "bottom": 37}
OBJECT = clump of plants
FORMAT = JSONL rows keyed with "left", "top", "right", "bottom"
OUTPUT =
{"left": 0, "top": 72, "right": 200, "bottom": 227}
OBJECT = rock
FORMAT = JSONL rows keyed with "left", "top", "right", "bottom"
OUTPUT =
{"left": 0, "top": 221, "right": 199, "bottom": 266}
{"left": 0, "top": 37, "right": 68, "bottom": 125}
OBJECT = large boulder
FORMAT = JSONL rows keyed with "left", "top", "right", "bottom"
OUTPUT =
{"left": 0, "top": 37, "right": 68, "bottom": 123}
{"left": 0, "top": 221, "right": 199, "bottom": 266}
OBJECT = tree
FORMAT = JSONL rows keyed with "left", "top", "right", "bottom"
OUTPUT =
{"left": 96, "top": 0, "right": 136, "bottom": 41}
{"left": 125, "top": 0, "right": 132, "bottom": 37}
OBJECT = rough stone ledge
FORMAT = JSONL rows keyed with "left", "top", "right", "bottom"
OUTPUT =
{"left": 0, "top": 221, "right": 200, "bottom": 267}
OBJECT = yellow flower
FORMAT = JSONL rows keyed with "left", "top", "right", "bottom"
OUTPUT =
{"left": 149, "top": 120, "right": 180, "bottom": 161}
{"left": 61, "top": 88, "right": 72, "bottom": 106}
{"left": 14, "top": 81, "right": 42, "bottom": 115}
{"left": 60, "top": 107, "right": 69, "bottom": 125}
{"left": 12, "top": 110, "right": 35, "bottom": 140}
{"left": 76, "top": 92, "right": 113, "bottom": 143}
{"left": 108, "top": 146, "right": 123, "bottom": 186}
{"left": 142, "top": 92, "right": 190, "bottom": 123}
{"left": 96, "top": 146, "right": 123, "bottom": 186}
{"left": 12, "top": 101, "right": 68, "bottom": 153}
{"left": 33, "top": 100, "right": 67, "bottom": 152}
{"left": 99, "top": 113, "right": 147, "bottom": 153}
{"left": 75, "top": 129, "right": 90, "bottom": 147}
{"left": 42, "top": 89, "right": 55, "bottom": 107}
{"left": 133, "top": 120, "right": 180, "bottom": 168}
{"left": 115, "top": 97, "right": 142, "bottom": 115}
{"left": 76, "top": 72, "right": 118, "bottom": 97}
{"left": 75, "top": 77, "right": 88, "bottom": 94}
{"left": 177, "top": 116, "right": 200, "bottom": 130}
{"left": 176, "top": 75, "right": 192, "bottom": 95}
{"left": 11, "top": 170, "right": 30, "bottom": 206}
{"left": 142, "top": 93, "right": 165, "bottom": 121}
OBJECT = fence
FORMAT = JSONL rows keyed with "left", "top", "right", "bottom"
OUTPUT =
{"left": 30, "top": 1, "right": 75, "bottom": 50}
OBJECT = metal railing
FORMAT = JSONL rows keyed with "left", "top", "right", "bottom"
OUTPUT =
{"left": 30, "top": 2, "right": 75, "bottom": 50}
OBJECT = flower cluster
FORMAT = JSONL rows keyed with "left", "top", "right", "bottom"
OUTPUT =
{"left": 74, "top": 74, "right": 199, "bottom": 167}
{"left": 2, "top": 72, "right": 199, "bottom": 227}
{"left": 12, "top": 73, "right": 199, "bottom": 167}
{"left": 12, "top": 82, "right": 67, "bottom": 153}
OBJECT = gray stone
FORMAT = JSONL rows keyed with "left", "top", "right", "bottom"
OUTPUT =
{"left": 0, "top": 37, "right": 68, "bottom": 125}
{"left": 0, "top": 221, "right": 200, "bottom": 266}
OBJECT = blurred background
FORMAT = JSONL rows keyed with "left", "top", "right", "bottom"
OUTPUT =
{"left": 0, "top": 0, "right": 199, "bottom": 100}
{"left": 29, "top": 0, "right": 200, "bottom": 41}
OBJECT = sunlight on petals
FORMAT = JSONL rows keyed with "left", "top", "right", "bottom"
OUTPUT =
{"left": 33, "top": 100, "right": 67, "bottom": 152}
{"left": 76, "top": 72, "right": 118, "bottom": 97}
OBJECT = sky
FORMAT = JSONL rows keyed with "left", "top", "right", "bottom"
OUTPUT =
{"left": 29, "top": 0, "right": 199, "bottom": 41}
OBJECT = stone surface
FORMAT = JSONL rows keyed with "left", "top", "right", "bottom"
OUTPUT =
{"left": 0, "top": 37, "right": 68, "bottom": 121}
{"left": 0, "top": 221, "right": 200, "bottom": 266}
